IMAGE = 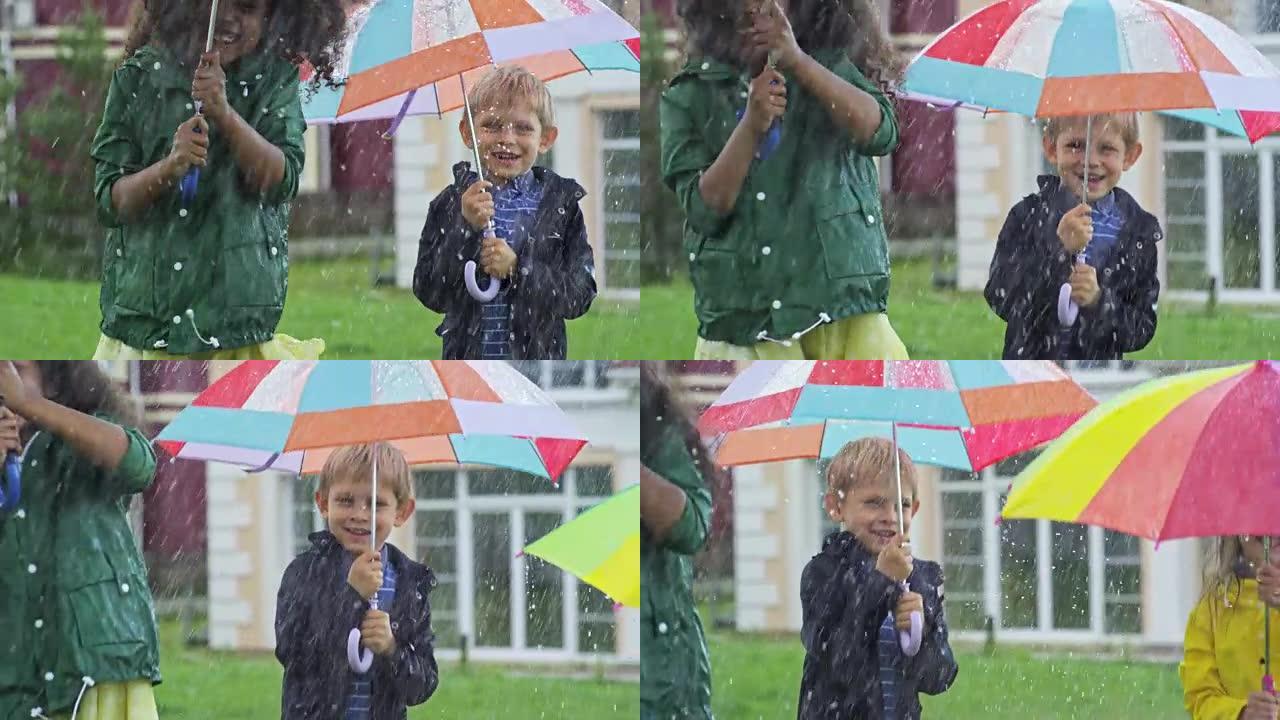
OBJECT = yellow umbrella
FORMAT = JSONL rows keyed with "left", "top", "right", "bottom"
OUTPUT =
{"left": 522, "top": 484, "right": 639, "bottom": 608}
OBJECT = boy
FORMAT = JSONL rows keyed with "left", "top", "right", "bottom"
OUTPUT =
{"left": 985, "top": 113, "right": 1161, "bottom": 360}
{"left": 275, "top": 443, "right": 438, "bottom": 719}
{"left": 412, "top": 66, "right": 597, "bottom": 360}
{"left": 798, "top": 438, "right": 957, "bottom": 720}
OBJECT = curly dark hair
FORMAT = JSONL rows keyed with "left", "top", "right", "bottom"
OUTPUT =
{"left": 676, "top": 0, "right": 903, "bottom": 97}
{"left": 34, "top": 361, "right": 140, "bottom": 429}
{"left": 640, "top": 363, "right": 723, "bottom": 539}
{"left": 122, "top": 0, "right": 349, "bottom": 92}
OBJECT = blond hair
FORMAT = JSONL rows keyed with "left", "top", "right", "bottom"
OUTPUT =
{"left": 1043, "top": 113, "right": 1140, "bottom": 147}
{"left": 465, "top": 65, "right": 555, "bottom": 129}
{"left": 317, "top": 442, "right": 413, "bottom": 505}
{"left": 1200, "top": 535, "right": 1249, "bottom": 607}
{"left": 825, "top": 437, "right": 918, "bottom": 500}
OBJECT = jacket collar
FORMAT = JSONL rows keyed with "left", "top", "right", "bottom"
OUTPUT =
{"left": 451, "top": 161, "right": 583, "bottom": 200}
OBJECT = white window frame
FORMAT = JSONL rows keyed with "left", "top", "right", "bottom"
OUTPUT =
{"left": 596, "top": 109, "right": 641, "bottom": 300}
{"left": 413, "top": 465, "right": 623, "bottom": 664}
{"left": 1163, "top": 123, "right": 1279, "bottom": 302}
{"left": 510, "top": 361, "right": 630, "bottom": 405}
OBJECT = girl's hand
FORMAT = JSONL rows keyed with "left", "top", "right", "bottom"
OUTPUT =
{"left": 1259, "top": 559, "right": 1280, "bottom": 608}
{"left": 192, "top": 51, "right": 231, "bottom": 125}
{"left": 1242, "top": 692, "right": 1280, "bottom": 720}
{"left": 0, "top": 362, "right": 28, "bottom": 415}
{"left": 744, "top": 68, "right": 786, "bottom": 136}
{"left": 0, "top": 407, "right": 21, "bottom": 454}
{"left": 167, "top": 115, "right": 210, "bottom": 181}
{"left": 746, "top": 0, "right": 802, "bottom": 70}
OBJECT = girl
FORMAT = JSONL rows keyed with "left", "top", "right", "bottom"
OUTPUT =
{"left": 90, "top": 0, "right": 349, "bottom": 360}
{"left": 1181, "top": 535, "right": 1280, "bottom": 720}
{"left": 640, "top": 362, "right": 716, "bottom": 719}
{"left": 0, "top": 361, "right": 160, "bottom": 720}
{"left": 661, "top": 0, "right": 910, "bottom": 360}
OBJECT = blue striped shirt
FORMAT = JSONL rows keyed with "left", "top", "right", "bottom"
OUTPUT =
{"left": 346, "top": 546, "right": 397, "bottom": 720}
{"left": 879, "top": 611, "right": 901, "bottom": 719}
{"left": 1083, "top": 191, "right": 1124, "bottom": 269}
{"left": 479, "top": 170, "right": 544, "bottom": 360}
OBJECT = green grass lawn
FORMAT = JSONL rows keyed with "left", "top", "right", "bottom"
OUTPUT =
{"left": 641, "top": 260, "right": 1280, "bottom": 359}
{"left": 1, "top": 259, "right": 644, "bottom": 359}
{"left": 152, "top": 621, "right": 637, "bottom": 719}
{"left": 708, "top": 631, "right": 1185, "bottom": 719}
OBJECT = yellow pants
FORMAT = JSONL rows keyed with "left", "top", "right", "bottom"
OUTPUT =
{"left": 51, "top": 680, "right": 158, "bottom": 720}
{"left": 695, "top": 313, "right": 909, "bottom": 360}
{"left": 93, "top": 333, "right": 325, "bottom": 360}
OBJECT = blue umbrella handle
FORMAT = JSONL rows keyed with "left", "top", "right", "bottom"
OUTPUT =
{"left": 735, "top": 108, "right": 782, "bottom": 161}
{"left": 0, "top": 451, "right": 19, "bottom": 510}
{"left": 180, "top": 104, "right": 205, "bottom": 206}
{"left": 464, "top": 222, "right": 502, "bottom": 302}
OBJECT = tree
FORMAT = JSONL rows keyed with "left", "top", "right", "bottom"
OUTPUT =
{"left": 0, "top": 4, "right": 112, "bottom": 278}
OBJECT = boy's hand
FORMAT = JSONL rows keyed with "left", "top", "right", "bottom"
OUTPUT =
{"left": 347, "top": 549, "right": 383, "bottom": 600}
{"left": 743, "top": 68, "right": 786, "bottom": 136}
{"left": 360, "top": 609, "right": 396, "bottom": 657}
{"left": 1057, "top": 203, "right": 1093, "bottom": 254}
{"left": 167, "top": 115, "right": 210, "bottom": 181}
{"left": 876, "top": 536, "right": 913, "bottom": 583}
{"left": 192, "top": 51, "right": 231, "bottom": 125}
{"left": 1259, "top": 559, "right": 1280, "bottom": 608}
{"left": 462, "top": 180, "right": 495, "bottom": 231}
{"left": 1069, "top": 262, "right": 1101, "bottom": 307}
{"left": 480, "top": 237, "right": 517, "bottom": 279}
{"left": 895, "top": 591, "right": 924, "bottom": 632}
{"left": 1242, "top": 692, "right": 1280, "bottom": 720}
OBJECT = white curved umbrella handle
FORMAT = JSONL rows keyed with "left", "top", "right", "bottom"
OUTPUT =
{"left": 348, "top": 626, "right": 374, "bottom": 673}
{"left": 464, "top": 261, "right": 501, "bottom": 302}
{"left": 899, "top": 581, "right": 923, "bottom": 656}
{"left": 1058, "top": 283, "right": 1079, "bottom": 326}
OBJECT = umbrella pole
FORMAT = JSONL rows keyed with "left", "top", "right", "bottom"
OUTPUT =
{"left": 460, "top": 73, "right": 487, "bottom": 186}
{"left": 893, "top": 423, "right": 904, "bottom": 538}
{"left": 1082, "top": 114, "right": 1091, "bottom": 208}
{"left": 371, "top": 450, "right": 379, "bottom": 558}
{"left": 1267, "top": 536, "right": 1273, "bottom": 689}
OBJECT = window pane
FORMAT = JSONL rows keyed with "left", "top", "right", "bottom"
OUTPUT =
{"left": 1164, "top": 116, "right": 1206, "bottom": 141}
{"left": 577, "top": 465, "right": 614, "bottom": 497}
{"left": 469, "top": 468, "right": 561, "bottom": 495}
{"left": 418, "top": 510, "right": 460, "bottom": 648}
{"left": 999, "top": 516, "right": 1037, "bottom": 629}
{"left": 579, "top": 582, "right": 616, "bottom": 654}
{"left": 292, "top": 476, "right": 319, "bottom": 558}
{"left": 603, "top": 109, "right": 640, "bottom": 140}
{"left": 1165, "top": 151, "right": 1208, "bottom": 291}
{"left": 551, "top": 361, "right": 585, "bottom": 388}
{"left": 415, "top": 470, "right": 456, "bottom": 500}
{"left": 509, "top": 361, "right": 544, "bottom": 387}
{"left": 1050, "top": 522, "right": 1089, "bottom": 630}
{"left": 473, "top": 512, "right": 512, "bottom": 647}
{"left": 525, "top": 512, "right": 565, "bottom": 649}
{"left": 601, "top": 110, "right": 640, "bottom": 293}
{"left": 1222, "top": 154, "right": 1261, "bottom": 290}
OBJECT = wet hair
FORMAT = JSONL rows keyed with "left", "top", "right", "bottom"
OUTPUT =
{"left": 33, "top": 361, "right": 140, "bottom": 429}
{"left": 640, "top": 363, "right": 720, "bottom": 516}
{"left": 1198, "top": 535, "right": 1271, "bottom": 608}
{"left": 825, "top": 436, "right": 917, "bottom": 501}
{"left": 1044, "top": 113, "right": 1141, "bottom": 147}
{"left": 465, "top": 65, "right": 556, "bottom": 129}
{"left": 122, "top": 0, "right": 350, "bottom": 92}
{"left": 317, "top": 442, "right": 413, "bottom": 505}
{"left": 676, "top": 0, "right": 903, "bottom": 96}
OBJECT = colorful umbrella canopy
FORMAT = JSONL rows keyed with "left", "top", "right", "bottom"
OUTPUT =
{"left": 300, "top": 0, "right": 638, "bottom": 125}
{"left": 522, "top": 484, "right": 639, "bottom": 608}
{"left": 1001, "top": 360, "right": 1280, "bottom": 540}
{"left": 901, "top": 0, "right": 1280, "bottom": 142}
{"left": 155, "top": 360, "right": 588, "bottom": 481}
{"left": 699, "top": 361, "right": 1096, "bottom": 473}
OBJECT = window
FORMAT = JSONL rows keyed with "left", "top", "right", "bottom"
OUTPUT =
{"left": 1259, "top": 0, "right": 1280, "bottom": 33}
{"left": 411, "top": 464, "right": 620, "bottom": 658}
{"left": 1162, "top": 116, "right": 1280, "bottom": 298}
{"left": 509, "top": 360, "right": 613, "bottom": 390}
{"left": 599, "top": 109, "right": 641, "bottom": 295}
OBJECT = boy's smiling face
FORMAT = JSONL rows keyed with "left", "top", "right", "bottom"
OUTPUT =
{"left": 1043, "top": 119, "right": 1143, "bottom": 203}
{"left": 316, "top": 473, "right": 414, "bottom": 555}
{"left": 461, "top": 99, "right": 557, "bottom": 184}
{"left": 826, "top": 477, "right": 919, "bottom": 555}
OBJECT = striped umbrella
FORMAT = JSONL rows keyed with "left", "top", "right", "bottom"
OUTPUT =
{"left": 901, "top": 0, "right": 1280, "bottom": 142}
{"left": 521, "top": 484, "right": 639, "bottom": 608}
{"left": 1002, "top": 360, "right": 1280, "bottom": 690}
{"left": 300, "top": 0, "right": 638, "bottom": 128}
{"left": 699, "top": 360, "right": 1096, "bottom": 657}
{"left": 700, "top": 361, "right": 1096, "bottom": 474}
{"left": 155, "top": 360, "right": 587, "bottom": 481}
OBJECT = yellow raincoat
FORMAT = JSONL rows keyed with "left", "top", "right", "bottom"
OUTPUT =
{"left": 1181, "top": 578, "right": 1280, "bottom": 720}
